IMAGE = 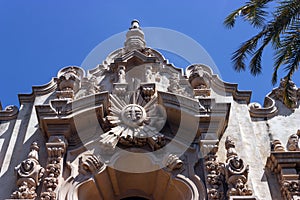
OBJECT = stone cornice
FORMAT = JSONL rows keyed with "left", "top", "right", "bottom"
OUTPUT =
{"left": 0, "top": 105, "right": 19, "bottom": 121}
{"left": 18, "top": 78, "right": 57, "bottom": 104}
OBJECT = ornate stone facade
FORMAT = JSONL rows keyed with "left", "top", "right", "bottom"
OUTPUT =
{"left": 0, "top": 21, "right": 300, "bottom": 200}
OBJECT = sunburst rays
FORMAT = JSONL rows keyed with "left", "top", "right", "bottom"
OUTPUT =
{"left": 99, "top": 92, "right": 166, "bottom": 150}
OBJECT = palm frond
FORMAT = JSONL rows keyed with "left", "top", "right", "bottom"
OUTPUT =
{"left": 232, "top": 28, "right": 268, "bottom": 72}
{"left": 224, "top": 0, "right": 273, "bottom": 29}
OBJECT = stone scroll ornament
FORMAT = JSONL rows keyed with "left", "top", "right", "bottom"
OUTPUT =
{"left": 11, "top": 142, "right": 45, "bottom": 199}
{"left": 225, "top": 136, "right": 252, "bottom": 197}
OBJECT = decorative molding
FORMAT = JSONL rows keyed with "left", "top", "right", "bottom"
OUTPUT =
{"left": 204, "top": 146, "right": 225, "bottom": 200}
{"left": 266, "top": 133, "right": 300, "bottom": 199}
{"left": 248, "top": 96, "right": 278, "bottom": 118}
{"left": 0, "top": 105, "right": 19, "bottom": 121}
{"left": 249, "top": 78, "right": 300, "bottom": 118}
{"left": 40, "top": 136, "right": 67, "bottom": 200}
{"left": 18, "top": 78, "right": 57, "bottom": 104}
{"left": 11, "top": 142, "right": 44, "bottom": 199}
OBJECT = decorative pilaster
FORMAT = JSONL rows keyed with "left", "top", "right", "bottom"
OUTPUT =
{"left": 11, "top": 142, "right": 44, "bottom": 199}
{"left": 202, "top": 142, "right": 225, "bottom": 200}
{"left": 41, "top": 136, "right": 67, "bottom": 200}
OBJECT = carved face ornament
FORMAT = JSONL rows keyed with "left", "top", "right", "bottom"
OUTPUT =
{"left": 100, "top": 93, "right": 166, "bottom": 149}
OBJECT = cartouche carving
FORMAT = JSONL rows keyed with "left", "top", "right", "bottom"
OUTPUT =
{"left": 11, "top": 142, "right": 44, "bottom": 199}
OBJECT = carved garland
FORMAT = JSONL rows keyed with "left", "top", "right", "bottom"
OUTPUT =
{"left": 40, "top": 136, "right": 67, "bottom": 200}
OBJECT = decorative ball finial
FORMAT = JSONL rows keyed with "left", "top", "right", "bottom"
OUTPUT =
{"left": 130, "top": 19, "right": 140, "bottom": 29}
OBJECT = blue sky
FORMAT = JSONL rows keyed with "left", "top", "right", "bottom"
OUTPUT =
{"left": 0, "top": 0, "right": 299, "bottom": 108}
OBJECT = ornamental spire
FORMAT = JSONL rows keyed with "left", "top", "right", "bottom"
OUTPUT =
{"left": 124, "top": 20, "right": 146, "bottom": 52}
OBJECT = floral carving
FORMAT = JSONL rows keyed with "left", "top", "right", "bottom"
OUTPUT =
{"left": 11, "top": 142, "right": 44, "bottom": 199}
{"left": 281, "top": 181, "right": 300, "bottom": 199}
{"left": 41, "top": 136, "right": 66, "bottom": 200}
{"left": 204, "top": 147, "right": 225, "bottom": 200}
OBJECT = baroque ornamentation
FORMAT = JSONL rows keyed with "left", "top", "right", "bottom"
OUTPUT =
{"left": 78, "top": 153, "right": 103, "bottom": 176}
{"left": 11, "top": 142, "right": 44, "bottom": 199}
{"left": 281, "top": 180, "right": 300, "bottom": 200}
{"left": 286, "top": 133, "right": 300, "bottom": 151}
{"left": 99, "top": 91, "right": 166, "bottom": 151}
{"left": 204, "top": 147, "right": 225, "bottom": 200}
{"left": 41, "top": 136, "right": 67, "bottom": 200}
{"left": 56, "top": 66, "right": 84, "bottom": 99}
{"left": 225, "top": 137, "right": 252, "bottom": 197}
{"left": 164, "top": 154, "right": 183, "bottom": 171}
{"left": 271, "top": 139, "right": 285, "bottom": 152}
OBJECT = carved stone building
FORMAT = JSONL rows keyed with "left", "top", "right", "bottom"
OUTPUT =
{"left": 0, "top": 21, "right": 300, "bottom": 200}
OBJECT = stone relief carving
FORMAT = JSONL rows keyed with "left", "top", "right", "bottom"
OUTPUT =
{"left": 187, "top": 65, "right": 212, "bottom": 97}
{"left": 11, "top": 142, "right": 44, "bottom": 199}
{"left": 164, "top": 154, "right": 183, "bottom": 171}
{"left": 286, "top": 133, "right": 300, "bottom": 151}
{"left": 225, "top": 137, "right": 252, "bottom": 197}
{"left": 78, "top": 153, "right": 103, "bottom": 176}
{"left": 117, "top": 65, "right": 127, "bottom": 84}
{"left": 281, "top": 180, "right": 300, "bottom": 200}
{"left": 41, "top": 136, "right": 67, "bottom": 200}
{"left": 99, "top": 90, "right": 166, "bottom": 151}
{"left": 204, "top": 147, "right": 225, "bottom": 200}
{"left": 56, "top": 66, "right": 84, "bottom": 99}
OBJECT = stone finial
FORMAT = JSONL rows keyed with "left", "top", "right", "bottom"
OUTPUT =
{"left": 287, "top": 133, "right": 300, "bottom": 151}
{"left": 130, "top": 19, "right": 140, "bottom": 29}
{"left": 124, "top": 20, "right": 146, "bottom": 52}
{"left": 11, "top": 142, "right": 44, "bottom": 199}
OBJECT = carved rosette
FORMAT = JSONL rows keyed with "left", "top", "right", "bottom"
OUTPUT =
{"left": 41, "top": 136, "right": 67, "bottom": 200}
{"left": 225, "top": 137, "right": 252, "bottom": 197}
{"left": 11, "top": 142, "right": 44, "bottom": 199}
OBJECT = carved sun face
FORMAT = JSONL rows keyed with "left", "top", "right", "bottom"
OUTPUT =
{"left": 99, "top": 93, "right": 166, "bottom": 149}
